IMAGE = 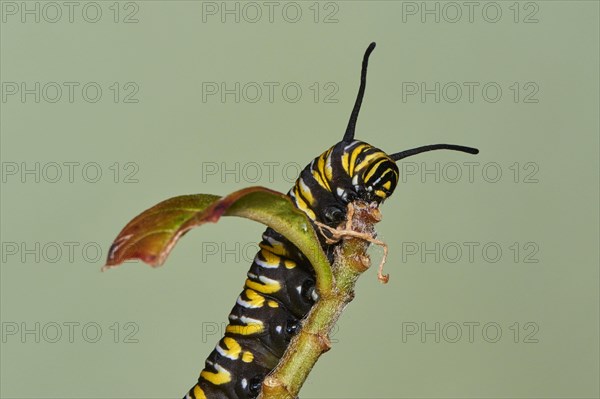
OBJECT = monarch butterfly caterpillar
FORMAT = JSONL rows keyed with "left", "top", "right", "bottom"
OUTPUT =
{"left": 185, "top": 42, "right": 478, "bottom": 399}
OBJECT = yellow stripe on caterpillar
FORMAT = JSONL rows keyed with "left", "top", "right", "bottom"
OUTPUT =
{"left": 193, "top": 384, "right": 207, "bottom": 399}
{"left": 363, "top": 158, "right": 389, "bottom": 182}
{"left": 349, "top": 143, "right": 370, "bottom": 175}
{"left": 216, "top": 337, "right": 242, "bottom": 360}
{"left": 242, "top": 351, "right": 254, "bottom": 363}
{"left": 292, "top": 186, "right": 317, "bottom": 220}
{"left": 245, "top": 289, "right": 265, "bottom": 306}
{"left": 225, "top": 325, "right": 261, "bottom": 335}
{"left": 325, "top": 148, "right": 334, "bottom": 182}
{"left": 355, "top": 152, "right": 387, "bottom": 175}
{"left": 236, "top": 288, "right": 265, "bottom": 308}
{"left": 374, "top": 189, "right": 387, "bottom": 199}
{"left": 226, "top": 323, "right": 264, "bottom": 335}
{"left": 316, "top": 154, "right": 331, "bottom": 191}
{"left": 341, "top": 150, "right": 351, "bottom": 174}
{"left": 259, "top": 241, "right": 289, "bottom": 257}
{"left": 200, "top": 364, "right": 231, "bottom": 385}
{"left": 298, "top": 178, "right": 316, "bottom": 206}
{"left": 260, "top": 248, "right": 281, "bottom": 265}
{"left": 310, "top": 159, "right": 331, "bottom": 192}
{"left": 245, "top": 277, "right": 281, "bottom": 294}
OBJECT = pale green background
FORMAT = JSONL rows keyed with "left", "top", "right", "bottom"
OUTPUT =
{"left": 1, "top": 1, "right": 598, "bottom": 398}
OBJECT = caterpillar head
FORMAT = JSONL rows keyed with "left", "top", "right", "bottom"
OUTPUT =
{"left": 290, "top": 43, "right": 478, "bottom": 227}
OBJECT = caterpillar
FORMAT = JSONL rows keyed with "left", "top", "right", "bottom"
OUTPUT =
{"left": 185, "top": 42, "right": 478, "bottom": 399}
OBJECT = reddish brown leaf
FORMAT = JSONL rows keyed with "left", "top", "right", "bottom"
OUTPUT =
{"left": 103, "top": 187, "right": 332, "bottom": 291}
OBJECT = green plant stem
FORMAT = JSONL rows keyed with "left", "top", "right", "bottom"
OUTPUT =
{"left": 259, "top": 204, "right": 378, "bottom": 399}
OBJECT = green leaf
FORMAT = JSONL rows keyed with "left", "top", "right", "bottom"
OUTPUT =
{"left": 103, "top": 186, "right": 332, "bottom": 294}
